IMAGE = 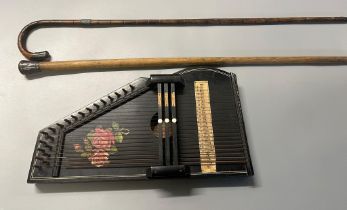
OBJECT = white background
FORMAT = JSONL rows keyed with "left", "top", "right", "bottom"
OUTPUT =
{"left": 1, "top": 0, "right": 347, "bottom": 209}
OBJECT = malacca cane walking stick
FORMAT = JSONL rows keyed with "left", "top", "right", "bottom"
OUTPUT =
{"left": 18, "top": 17, "right": 347, "bottom": 75}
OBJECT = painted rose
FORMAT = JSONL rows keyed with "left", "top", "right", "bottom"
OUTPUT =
{"left": 73, "top": 122, "right": 129, "bottom": 167}
{"left": 92, "top": 128, "right": 115, "bottom": 150}
{"left": 88, "top": 150, "right": 110, "bottom": 167}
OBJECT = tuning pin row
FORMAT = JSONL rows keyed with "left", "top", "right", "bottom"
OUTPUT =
{"left": 37, "top": 82, "right": 138, "bottom": 157}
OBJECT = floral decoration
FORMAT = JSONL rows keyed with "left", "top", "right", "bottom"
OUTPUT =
{"left": 73, "top": 122, "right": 129, "bottom": 167}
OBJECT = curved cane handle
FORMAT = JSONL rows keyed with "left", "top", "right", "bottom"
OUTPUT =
{"left": 18, "top": 20, "right": 51, "bottom": 61}
{"left": 17, "top": 19, "right": 119, "bottom": 61}
{"left": 17, "top": 17, "right": 347, "bottom": 75}
{"left": 18, "top": 17, "right": 347, "bottom": 61}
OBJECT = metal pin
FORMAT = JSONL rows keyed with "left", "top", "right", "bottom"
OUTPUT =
{"left": 71, "top": 115, "right": 78, "bottom": 121}
{"left": 56, "top": 123, "right": 64, "bottom": 128}
{"left": 108, "top": 95, "right": 114, "bottom": 102}
{"left": 33, "top": 164, "right": 42, "bottom": 169}
{"left": 78, "top": 111, "right": 85, "bottom": 117}
{"left": 64, "top": 119, "right": 72, "bottom": 124}
{"left": 130, "top": 85, "right": 135, "bottom": 91}
{"left": 93, "top": 103, "right": 100, "bottom": 109}
{"left": 100, "top": 99, "right": 107, "bottom": 105}
{"left": 48, "top": 127, "right": 56, "bottom": 134}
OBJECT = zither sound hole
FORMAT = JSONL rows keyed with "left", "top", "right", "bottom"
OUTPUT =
{"left": 150, "top": 112, "right": 172, "bottom": 138}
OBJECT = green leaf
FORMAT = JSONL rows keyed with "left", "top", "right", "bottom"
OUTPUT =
{"left": 86, "top": 132, "right": 93, "bottom": 144}
{"left": 115, "top": 132, "right": 123, "bottom": 143}
{"left": 80, "top": 152, "right": 89, "bottom": 158}
{"left": 112, "top": 122, "right": 119, "bottom": 130}
{"left": 84, "top": 144, "right": 92, "bottom": 152}
{"left": 109, "top": 146, "right": 118, "bottom": 154}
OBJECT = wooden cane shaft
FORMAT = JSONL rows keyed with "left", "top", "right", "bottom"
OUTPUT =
{"left": 37, "top": 56, "right": 347, "bottom": 71}
{"left": 18, "top": 17, "right": 347, "bottom": 61}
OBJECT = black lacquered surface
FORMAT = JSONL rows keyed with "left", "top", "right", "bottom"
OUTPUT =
{"left": 175, "top": 68, "right": 252, "bottom": 175}
{"left": 60, "top": 90, "right": 160, "bottom": 177}
{"left": 28, "top": 68, "right": 253, "bottom": 183}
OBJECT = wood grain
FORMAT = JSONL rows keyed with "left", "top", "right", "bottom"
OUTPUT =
{"left": 18, "top": 17, "right": 347, "bottom": 61}
{"left": 38, "top": 56, "right": 347, "bottom": 72}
